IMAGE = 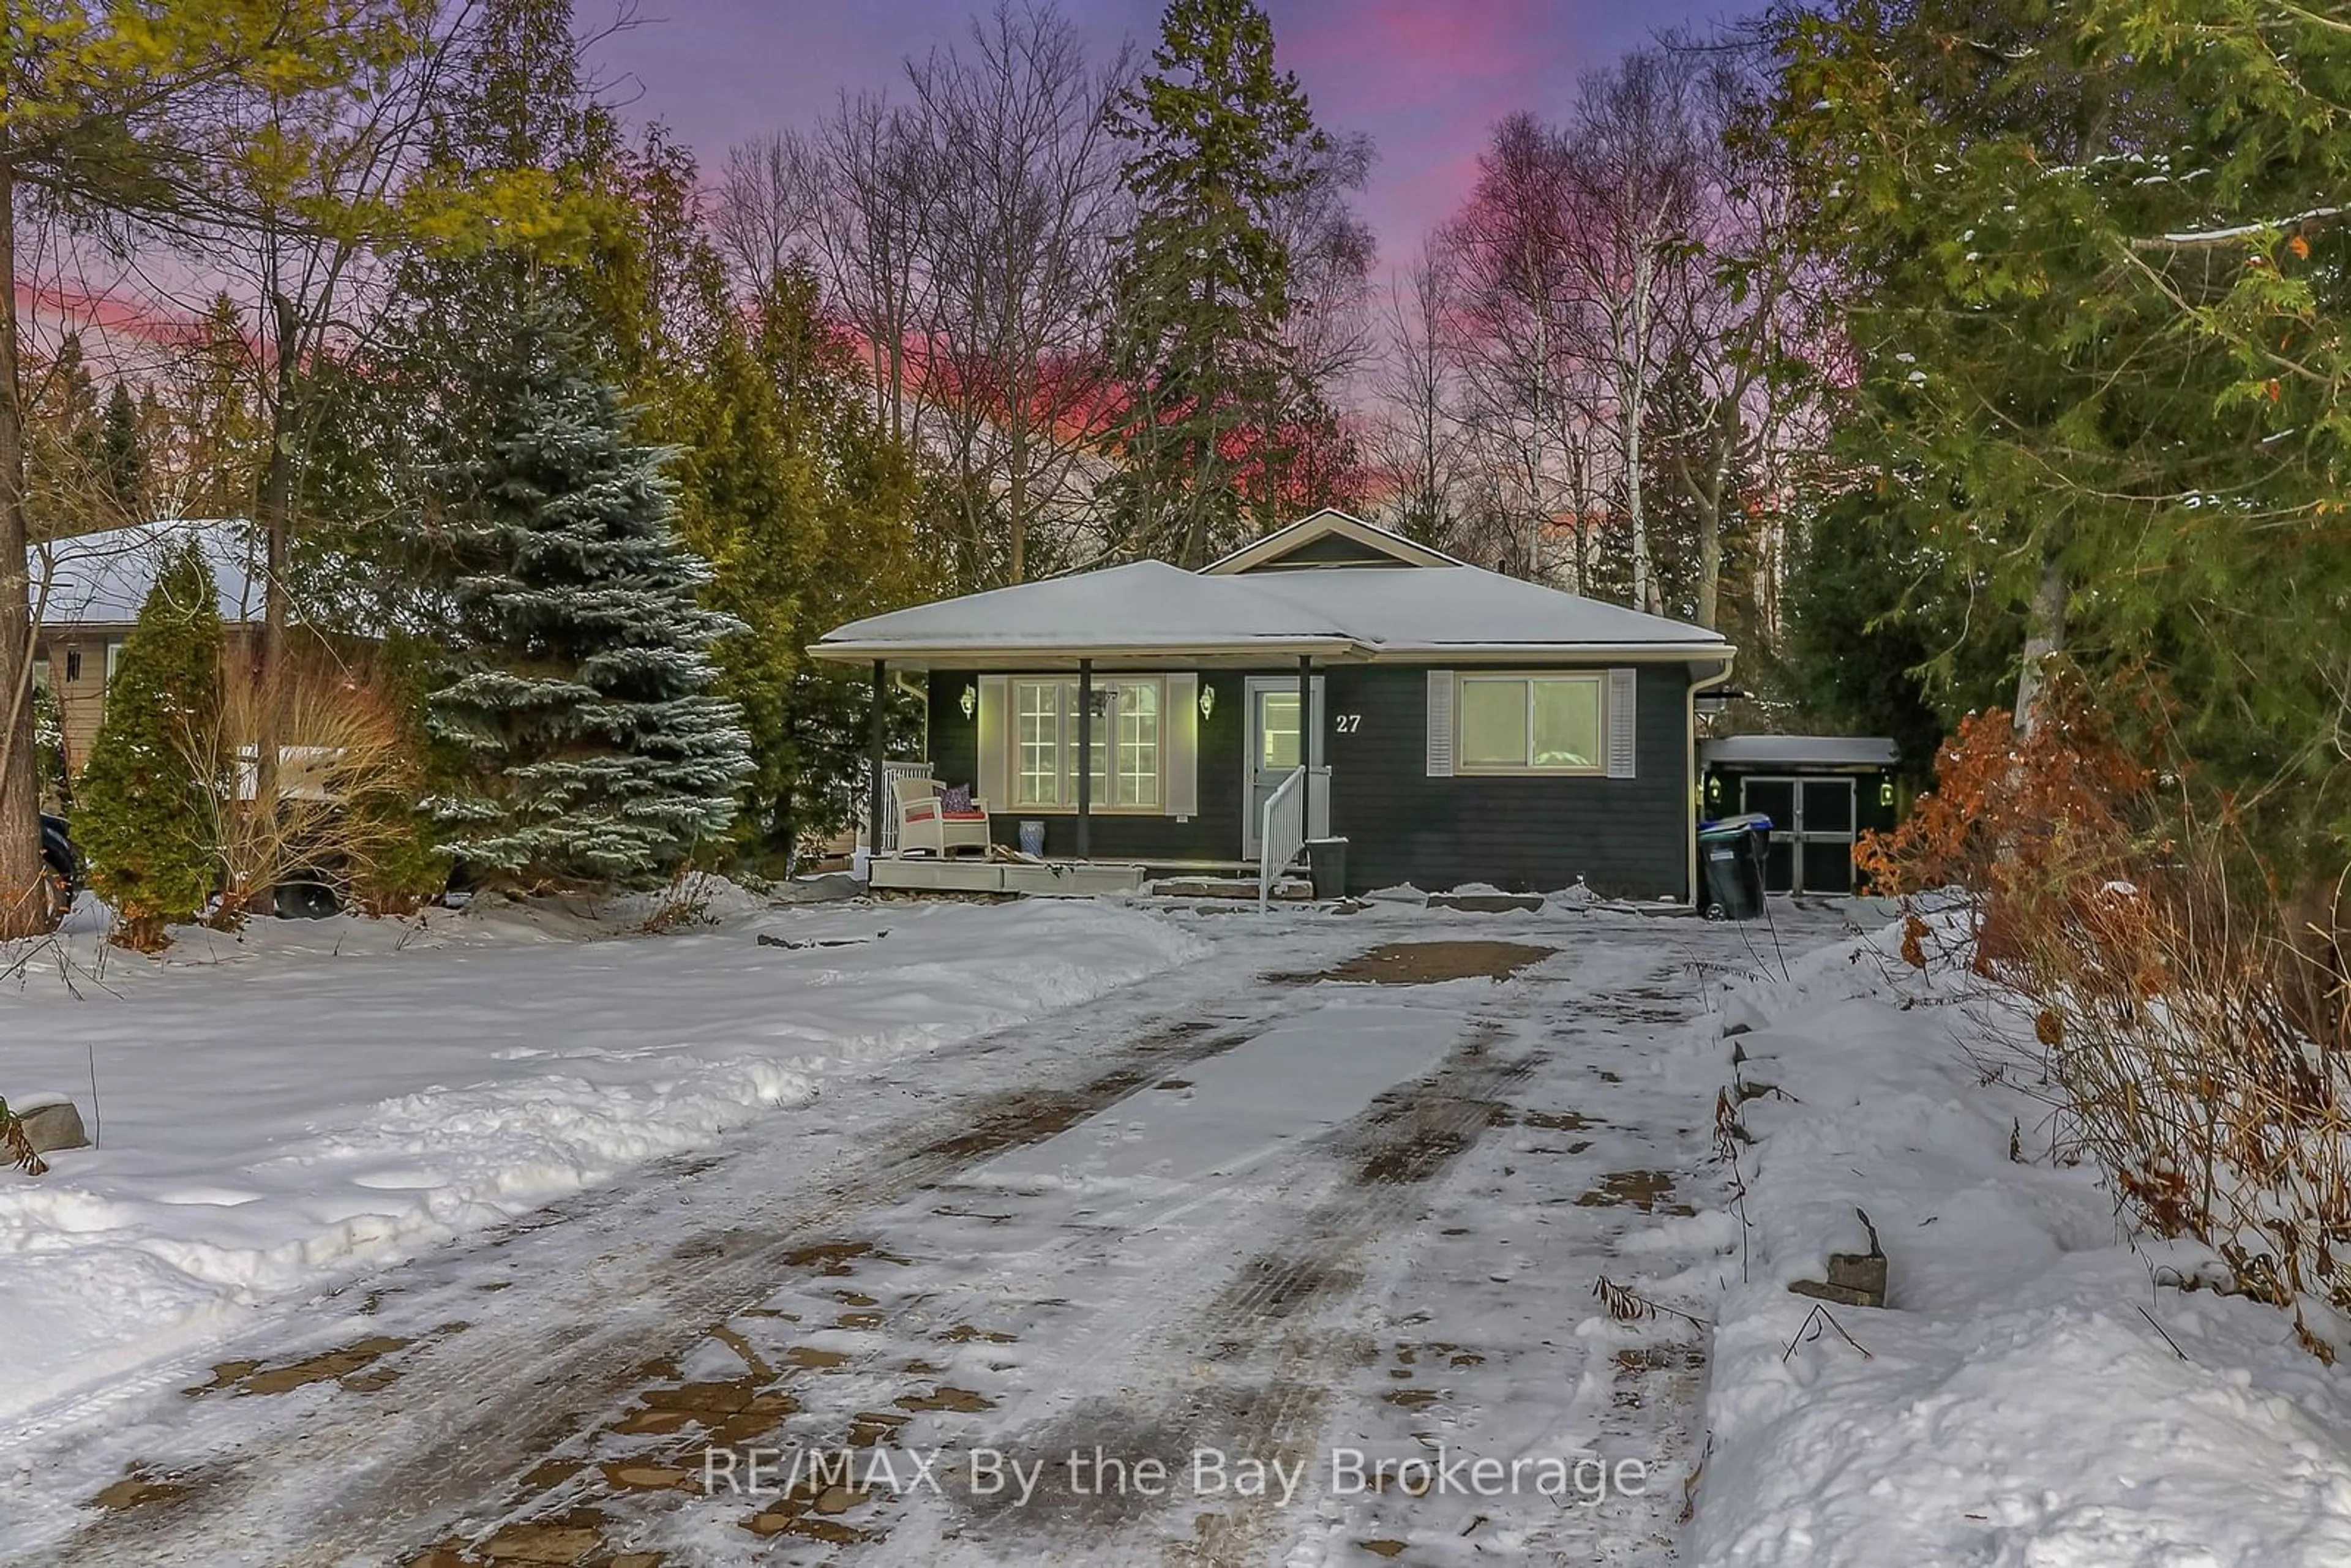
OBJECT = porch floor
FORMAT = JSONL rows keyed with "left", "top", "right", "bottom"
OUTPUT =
{"left": 868, "top": 855, "right": 1148, "bottom": 897}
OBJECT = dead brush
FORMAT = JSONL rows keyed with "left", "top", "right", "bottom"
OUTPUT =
{"left": 638, "top": 866, "right": 719, "bottom": 934}
{"left": 1869, "top": 681, "right": 2351, "bottom": 1356}
{"left": 1997, "top": 838, "right": 2351, "bottom": 1342}
{"left": 174, "top": 656, "right": 427, "bottom": 920}
{"left": 0, "top": 1098, "right": 48, "bottom": 1177}
{"left": 1593, "top": 1276, "right": 1709, "bottom": 1330}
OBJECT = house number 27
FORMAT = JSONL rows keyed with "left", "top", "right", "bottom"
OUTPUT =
{"left": 1333, "top": 714, "right": 1362, "bottom": 733}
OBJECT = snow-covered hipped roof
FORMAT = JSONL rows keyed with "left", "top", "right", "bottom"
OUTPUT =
{"left": 31, "top": 520, "right": 266, "bottom": 627}
{"left": 822, "top": 560, "right": 1359, "bottom": 655}
{"left": 817, "top": 513, "right": 1731, "bottom": 669}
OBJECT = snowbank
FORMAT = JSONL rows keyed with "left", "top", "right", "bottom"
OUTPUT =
{"left": 1690, "top": 919, "right": 2351, "bottom": 1567}
{"left": 0, "top": 895, "right": 1203, "bottom": 1425}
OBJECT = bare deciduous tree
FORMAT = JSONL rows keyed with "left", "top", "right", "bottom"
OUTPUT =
{"left": 712, "top": 130, "right": 823, "bottom": 291}
{"left": 902, "top": 2, "right": 1133, "bottom": 583}
{"left": 1436, "top": 111, "right": 1597, "bottom": 587}
{"left": 1366, "top": 239, "right": 1471, "bottom": 546}
{"left": 718, "top": 2, "right": 1137, "bottom": 588}
{"left": 1424, "top": 43, "right": 1822, "bottom": 641}
{"left": 812, "top": 91, "right": 937, "bottom": 448}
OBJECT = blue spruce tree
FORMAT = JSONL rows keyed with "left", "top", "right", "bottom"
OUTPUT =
{"left": 427, "top": 294, "right": 752, "bottom": 886}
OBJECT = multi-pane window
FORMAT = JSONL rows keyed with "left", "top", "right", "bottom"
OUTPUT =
{"left": 1457, "top": 673, "right": 1603, "bottom": 773}
{"left": 1015, "top": 680, "right": 1063, "bottom": 806}
{"left": 1009, "top": 678, "right": 1163, "bottom": 809}
{"left": 1116, "top": 682, "right": 1159, "bottom": 808}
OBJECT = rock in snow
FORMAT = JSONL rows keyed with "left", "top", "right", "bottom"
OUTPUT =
{"left": 12, "top": 1098, "right": 89, "bottom": 1154}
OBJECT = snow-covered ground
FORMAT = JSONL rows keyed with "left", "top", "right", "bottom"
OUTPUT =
{"left": 0, "top": 890, "right": 1204, "bottom": 1430}
{"left": 1691, "top": 916, "right": 2351, "bottom": 1567}
{"left": 2, "top": 891, "right": 1854, "bottom": 1566}
{"left": 9, "top": 891, "right": 2346, "bottom": 1566}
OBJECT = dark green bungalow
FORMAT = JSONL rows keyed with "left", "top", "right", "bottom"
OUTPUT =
{"left": 811, "top": 510, "right": 1735, "bottom": 901}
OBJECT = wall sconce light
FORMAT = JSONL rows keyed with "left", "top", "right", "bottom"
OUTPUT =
{"left": 1878, "top": 778, "right": 1896, "bottom": 808}
{"left": 1197, "top": 684, "right": 1215, "bottom": 721}
{"left": 1706, "top": 775, "right": 1723, "bottom": 805}
{"left": 959, "top": 683, "right": 977, "bottom": 720}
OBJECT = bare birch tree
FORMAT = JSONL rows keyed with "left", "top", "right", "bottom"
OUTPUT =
{"left": 1436, "top": 112, "right": 1596, "bottom": 587}
{"left": 1559, "top": 50, "right": 1709, "bottom": 616}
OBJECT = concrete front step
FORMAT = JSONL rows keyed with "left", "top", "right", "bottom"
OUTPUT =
{"left": 1148, "top": 876, "right": 1316, "bottom": 901}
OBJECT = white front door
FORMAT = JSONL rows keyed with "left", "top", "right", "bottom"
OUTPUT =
{"left": 1243, "top": 677, "right": 1324, "bottom": 858}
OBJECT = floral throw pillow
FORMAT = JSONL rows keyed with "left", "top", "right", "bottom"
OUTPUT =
{"left": 941, "top": 783, "right": 976, "bottom": 815}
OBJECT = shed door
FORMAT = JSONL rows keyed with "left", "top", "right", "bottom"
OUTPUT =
{"left": 1740, "top": 777, "right": 1798, "bottom": 893}
{"left": 1738, "top": 775, "right": 1857, "bottom": 895}
{"left": 1798, "top": 778, "right": 1857, "bottom": 893}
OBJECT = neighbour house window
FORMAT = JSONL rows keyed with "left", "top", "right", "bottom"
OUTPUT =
{"left": 1456, "top": 673, "right": 1603, "bottom": 773}
{"left": 1009, "top": 677, "right": 1164, "bottom": 809}
{"left": 31, "top": 656, "right": 48, "bottom": 694}
{"left": 105, "top": 640, "right": 122, "bottom": 688}
{"left": 64, "top": 648, "right": 81, "bottom": 685}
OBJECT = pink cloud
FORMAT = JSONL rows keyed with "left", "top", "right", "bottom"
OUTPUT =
{"left": 1284, "top": 0, "right": 1563, "bottom": 115}
{"left": 1278, "top": 0, "right": 1594, "bottom": 257}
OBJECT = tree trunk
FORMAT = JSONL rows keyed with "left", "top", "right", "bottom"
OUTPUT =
{"left": 1625, "top": 252, "right": 1657, "bottom": 615}
{"left": 2013, "top": 550, "right": 2068, "bottom": 735}
{"left": 1007, "top": 424, "right": 1028, "bottom": 585}
{"left": 1693, "top": 408, "right": 1733, "bottom": 631}
{"left": 1696, "top": 504, "right": 1722, "bottom": 630}
{"left": 0, "top": 145, "right": 51, "bottom": 937}
{"left": 253, "top": 292, "right": 300, "bottom": 901}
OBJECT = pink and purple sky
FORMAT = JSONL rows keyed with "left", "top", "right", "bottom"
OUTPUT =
{"left": 598, "top": 0, "right": 1727, "bottom": 269}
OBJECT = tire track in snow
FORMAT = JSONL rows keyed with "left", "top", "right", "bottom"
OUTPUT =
{"left": 933, "top": 1014, "right": 1544, "bottom": 1567}
{"left": 29, "top": 952, "right": 1352, "bottom": 1568}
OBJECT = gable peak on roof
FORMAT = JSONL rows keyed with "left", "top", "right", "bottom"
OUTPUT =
{"left": 1202, "top": 509, "right": 1468, "bottom": 576}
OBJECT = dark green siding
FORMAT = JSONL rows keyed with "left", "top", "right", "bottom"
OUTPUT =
{"left": 1322, "top": 664, "right": 1695, "bottom": 900}
{"left": 1244, "top": 533, "right": 1416, "bottom": 568}
{"left": 921, "top": 663, "right": 1697, "bottom": 896}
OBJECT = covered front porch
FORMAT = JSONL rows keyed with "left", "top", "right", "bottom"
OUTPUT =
{"left": 849, "top": 650, "right": 1335, "bottom": 901}
{"left": 812, "top": 512, "right": 1736, "bottom": 901}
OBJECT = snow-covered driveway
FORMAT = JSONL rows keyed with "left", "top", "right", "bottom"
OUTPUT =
{"left": 4, "top": 896, "right": 1851, "bottom": 1566}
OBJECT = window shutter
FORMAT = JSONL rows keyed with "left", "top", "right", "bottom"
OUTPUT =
{"left": 1164, "top": 673, "right": 1199, "bottom": 817}
{"left": 1426, "top": 670, "right": 1455, "bottom": 777}
{"left": 1605, "top": 667, "right": 1639, "bottom": 779}
{"left": 977, "top": 676, "right": 1010, "bottom": 804}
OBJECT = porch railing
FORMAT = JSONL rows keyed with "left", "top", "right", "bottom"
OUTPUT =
{"left": 1258, "top": 765, "right": 1308, "bottom": 913}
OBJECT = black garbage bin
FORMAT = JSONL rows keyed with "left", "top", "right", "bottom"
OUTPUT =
{"left": 1305, "top": 836, "right": 1349, "bottom": 899}
{"left": 1698, "top": 812, "right": 1770, "bottom": 920}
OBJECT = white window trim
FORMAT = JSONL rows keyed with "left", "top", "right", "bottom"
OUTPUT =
{"left": 1005, "top": 676, "right": 1169, "bottom": 814}
{"left": 1452, "top": 670, "right": 1607, "bottom": 776}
